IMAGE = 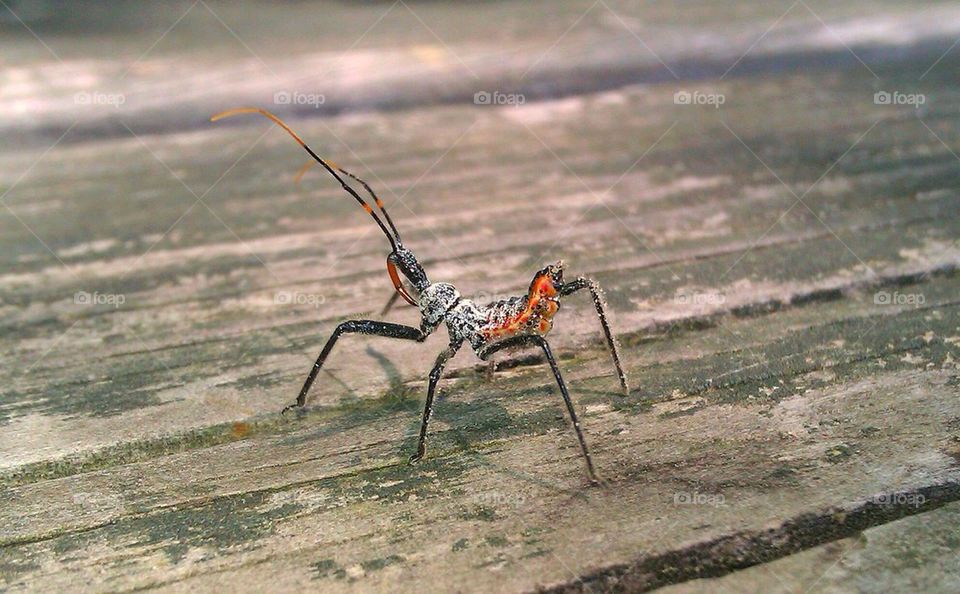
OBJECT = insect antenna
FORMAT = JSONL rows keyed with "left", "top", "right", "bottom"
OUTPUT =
{"left": 211, "top": 107, "right": 398, "bottom": 249}
{"left": 338, "top": 168, "right": 403, "bottom": 243}
{"left": 294, "top": 159, "right": 403, "bottom": 243}
{"left": 293, "top": 160, "right": 314, "bottom": 185}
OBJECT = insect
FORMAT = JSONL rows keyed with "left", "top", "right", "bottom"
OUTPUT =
{"left": 211, "top": 107, "right": 629, "bottom": 483}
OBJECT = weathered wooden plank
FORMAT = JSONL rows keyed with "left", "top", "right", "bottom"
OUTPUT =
{"left": 658, "top": 501, "right": 960, "bottom": 594}
{"left": 2, "top": 371, "right": 956, "bottom": 593}
{"left": 6, "top": 1, "right": 960, "bottom": 143}
{"left": 4, "top": 49, "right": 960, "bottom": 470}
{"left": 4, "top": 267, "right": 958, "bottom": 531}
{"left": 1, "top": 269, "right": 958, "bottom": 591}
{"left": 3, "top": 1, "right": 960, "bottom": 591}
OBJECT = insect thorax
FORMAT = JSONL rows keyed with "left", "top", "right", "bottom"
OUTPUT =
{"left": 421, "top": 263, "right": 565, "bottom": 353}
{"left": 419, "top": 282, "right": 462, "bottom": 334}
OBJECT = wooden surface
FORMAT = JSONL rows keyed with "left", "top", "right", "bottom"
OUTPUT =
{"left": 2, "top": 1, "right": 960, "bottom": 592}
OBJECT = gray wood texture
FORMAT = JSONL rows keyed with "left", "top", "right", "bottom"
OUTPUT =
{"left": 2, "top": 1, "right": 959, "bottom": 591}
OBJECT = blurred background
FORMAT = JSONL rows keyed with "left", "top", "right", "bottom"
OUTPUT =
{"left": 5, "top": 1, "right": 960, "bottom": 143}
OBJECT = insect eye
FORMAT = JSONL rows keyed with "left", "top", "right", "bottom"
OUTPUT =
{"left": 387, "top": 258, "right": 417, "bottom": 306}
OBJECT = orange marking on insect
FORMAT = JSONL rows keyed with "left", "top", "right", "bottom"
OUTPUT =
{"left": 483, "top": 272, "right": 560, "bottom": 339}
{"left": 545, "top": 300, "right": 559, "bottom": 316}
{"left": 211, "top": 107, "right": 307, "bottom": 147}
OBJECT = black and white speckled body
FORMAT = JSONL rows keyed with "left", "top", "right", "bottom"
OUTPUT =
{"left": 419, "top": 262, "right": 567, "bottom": 354}
{"left": 216, "top": 106, "right": 628, "bottom": 483}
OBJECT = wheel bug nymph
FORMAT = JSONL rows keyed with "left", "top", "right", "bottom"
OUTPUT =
{"left": 211, "top": 107, "right": 630, "bottom": 483}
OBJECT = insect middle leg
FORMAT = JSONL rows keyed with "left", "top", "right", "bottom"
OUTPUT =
{"left": 479, "top": 335, "right": 600, "bottom": 483}
{"left": 284, "top": 320, "right": 425, "bottom": 413}
{"left": 560, "top": 277, "right": 629, "bottom": 395}
{"left": 410, "top": 341, "right": 462, "bottom": 463}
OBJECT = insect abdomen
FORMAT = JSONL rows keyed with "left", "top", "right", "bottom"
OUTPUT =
{"left": 481, "top": 271, "right": 560, "bottom": 340}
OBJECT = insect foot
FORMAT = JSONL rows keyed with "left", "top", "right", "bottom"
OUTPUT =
{"left": 280, "top": 402, "right": 303, "bottom": 416}
{"left": 589, "top": 476, "right": 608, "bottom": 488}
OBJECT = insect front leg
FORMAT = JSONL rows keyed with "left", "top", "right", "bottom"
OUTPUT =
{"left": 560, "top": 277, "right": 629, "bottom": 395}
{"left": 480, "top": 335, "right": 600, "bottom": 484}
{"left": 410, "top": 341, "right": 462, "bottom": 463}
{"left": 284, "top": 320, "right": 425, "bottom": 414}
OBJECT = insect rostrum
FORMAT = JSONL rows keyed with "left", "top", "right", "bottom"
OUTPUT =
{"left": 211, "top": 107, "right": 629, "bottom": 483}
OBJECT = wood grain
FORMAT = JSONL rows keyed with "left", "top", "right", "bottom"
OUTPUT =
{"left": 2, "top": 1, "right": 960, "bottom": 592}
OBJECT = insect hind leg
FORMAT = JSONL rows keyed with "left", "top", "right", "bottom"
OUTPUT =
{"left": 560, "top": 277, "right": 629, "bottom": 395}
{"left": 479, "top": 335, "right": 600, "bottom": 484}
